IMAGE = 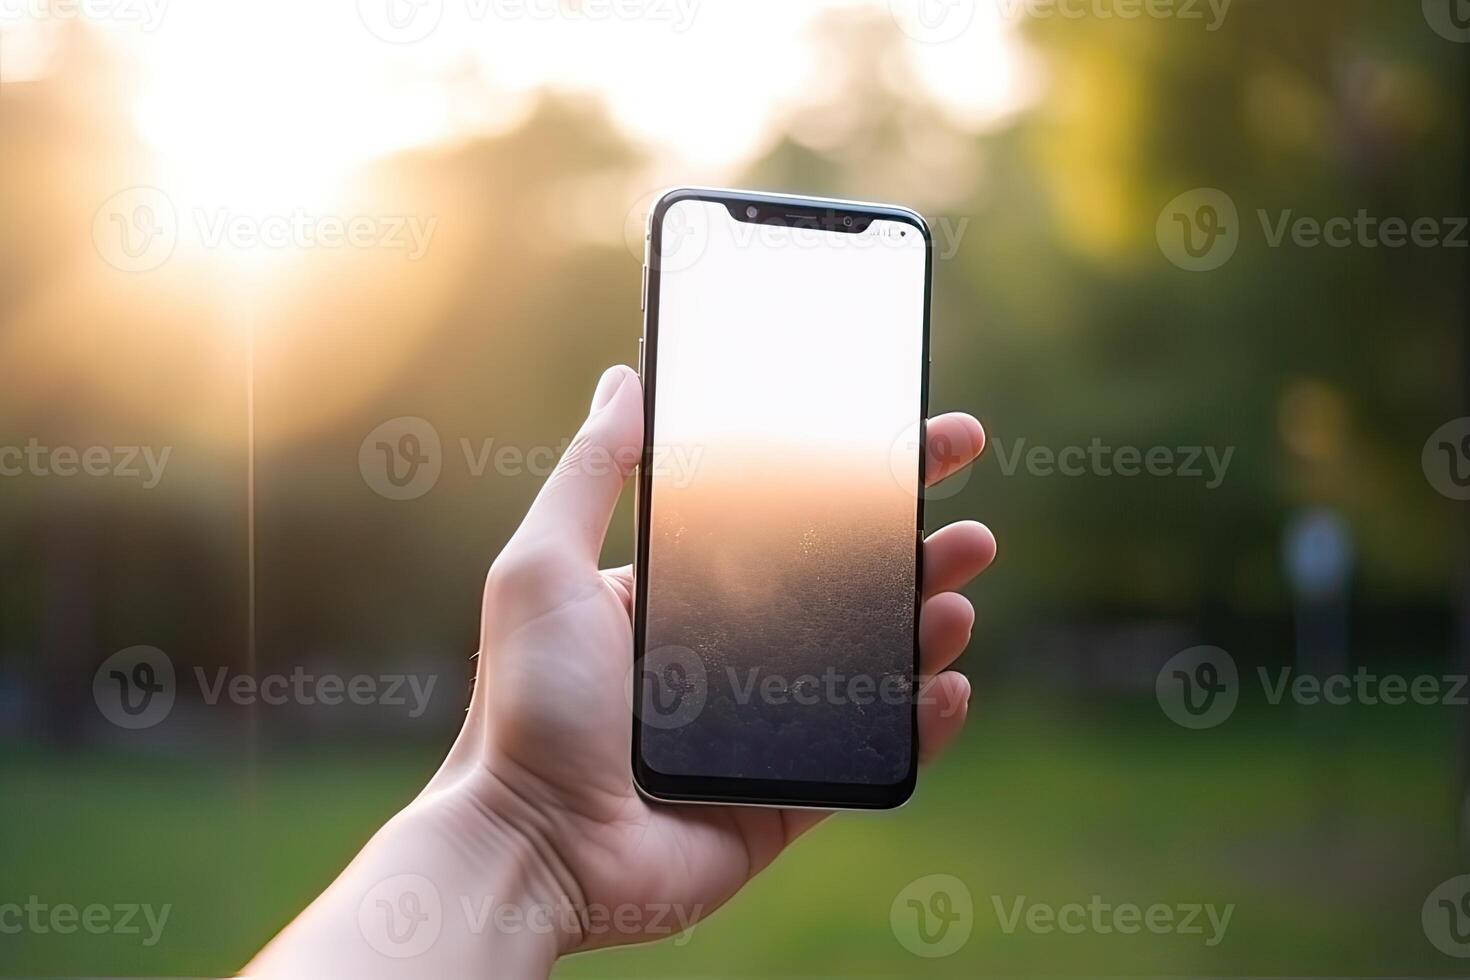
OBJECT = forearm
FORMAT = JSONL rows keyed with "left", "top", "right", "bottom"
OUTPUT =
{"left": 242, "top": 791, "right": 570, "bottom": 979}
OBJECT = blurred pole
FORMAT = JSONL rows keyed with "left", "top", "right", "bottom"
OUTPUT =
{"left": 1284, "top": 508, "right": 1352, "bottom": 836}
{"left": 1284, "top": 509, "right": 1352, "bottom": 680}
{"left": 1460, "top": 32, "right": 1470, "bottom": 855}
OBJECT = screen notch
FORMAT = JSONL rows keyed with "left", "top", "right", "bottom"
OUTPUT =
{"left": 725, "top": 200, "right": 874, "bottom": 235}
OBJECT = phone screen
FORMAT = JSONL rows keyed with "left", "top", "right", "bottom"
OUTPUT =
{"left": 636, "top": 194, "right": 929, "bottom": 800}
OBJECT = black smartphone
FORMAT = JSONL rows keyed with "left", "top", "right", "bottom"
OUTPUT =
{"left": 631, "top": 187, "right": 932, "bottom": 810}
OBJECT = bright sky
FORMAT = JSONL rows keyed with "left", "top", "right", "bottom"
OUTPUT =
{"left": 2, "top": 0, "right": 1036, "bottom": 209}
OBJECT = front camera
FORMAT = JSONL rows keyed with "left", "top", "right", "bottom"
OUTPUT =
{"left": 745, "top": 205, "right": 758, "bottom": 219}
{"left": 842, "top": 215, "right": 854, "bottom": 228}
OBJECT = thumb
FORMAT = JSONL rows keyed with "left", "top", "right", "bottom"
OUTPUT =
{"left": 515, "top": 364, "right": 642, "bottom": 563}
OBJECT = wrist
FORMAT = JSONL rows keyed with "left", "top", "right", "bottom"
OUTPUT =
{"left": 399, "top": 769, "right": 591, "bottom": 955}
{"left": 245, "top": 778, "right": 576, "bottom": 978}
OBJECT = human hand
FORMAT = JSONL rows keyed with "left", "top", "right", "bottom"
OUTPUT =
{"left": 246, "top": 364, "right": 995, "bottom": 978}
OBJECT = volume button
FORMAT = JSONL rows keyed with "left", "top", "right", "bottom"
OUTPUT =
{"left": 637, "top": 337, "right": 644, "bottom": 377}
{"left": 640, "top": 265, "right": 648, "bottom": 311}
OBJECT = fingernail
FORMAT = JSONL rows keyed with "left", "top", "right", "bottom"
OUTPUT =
{"left": 591, "top": 366, "right": 628, "bottom": 412}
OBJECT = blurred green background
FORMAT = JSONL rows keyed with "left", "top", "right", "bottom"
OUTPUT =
{"left": 1, "top": 0, "right": 1467, "bottom": 975}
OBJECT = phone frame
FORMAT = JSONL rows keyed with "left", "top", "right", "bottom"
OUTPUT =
{"left": 631, "top": 187, "right": 933, "bottom": 810}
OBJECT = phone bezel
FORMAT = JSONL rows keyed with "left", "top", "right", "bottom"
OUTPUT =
{"left": 631, "top": 186, "right": 933, "bottom": 811}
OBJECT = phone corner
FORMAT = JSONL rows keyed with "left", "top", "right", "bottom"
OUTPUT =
{"left": 648, "top": 186, "right": 703, "bottom": 229}
{"left": 889, "top": 207, "right": 933, "bottom": 248}
{"left": 875, "top": 771, "right": 919, "bottom": 811}
{"left": 629, "top": 755, "right": 667, "bottom": 806}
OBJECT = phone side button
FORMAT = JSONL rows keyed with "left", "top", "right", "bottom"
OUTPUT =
{"left": 640, "top": 264, "right": 648, "bottom": 311}
{"left": 637, "top": 337, "right": 644, "bottom": 377}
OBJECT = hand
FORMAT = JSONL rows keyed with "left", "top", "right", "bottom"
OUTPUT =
{"left": 245, "top": 364, "right": 995, "bottom": 978}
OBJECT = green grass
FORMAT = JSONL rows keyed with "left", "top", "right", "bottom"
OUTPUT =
{"left": 1, "top": 694, "right": 1461, "bottom": 977}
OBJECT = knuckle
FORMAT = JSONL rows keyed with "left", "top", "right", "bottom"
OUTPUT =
{"left": 485, "top": 539, "right": 572, "bottom": 605}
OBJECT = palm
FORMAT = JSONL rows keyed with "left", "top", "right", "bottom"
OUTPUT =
{"left": 483, "top": 561, "right": 812, "bottom": 945}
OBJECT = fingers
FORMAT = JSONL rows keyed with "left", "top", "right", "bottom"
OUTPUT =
{"left": 923, "top": 520, "right": 997, "bottom": 597}
{"left": 919, "top": 592, "right": 974, "bottom": 675}
{"left": 925, "top": 412, "right": 985, "bottom": 487}
{"left": 514, "top": 365, "right": 642, "bottom": 564}
{"left": 918, "top": 671, "right": 971, "bottom": 764}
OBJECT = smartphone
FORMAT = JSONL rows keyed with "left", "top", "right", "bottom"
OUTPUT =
{"left": 631, "top": 187, "right": 931, "bottom": 810}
